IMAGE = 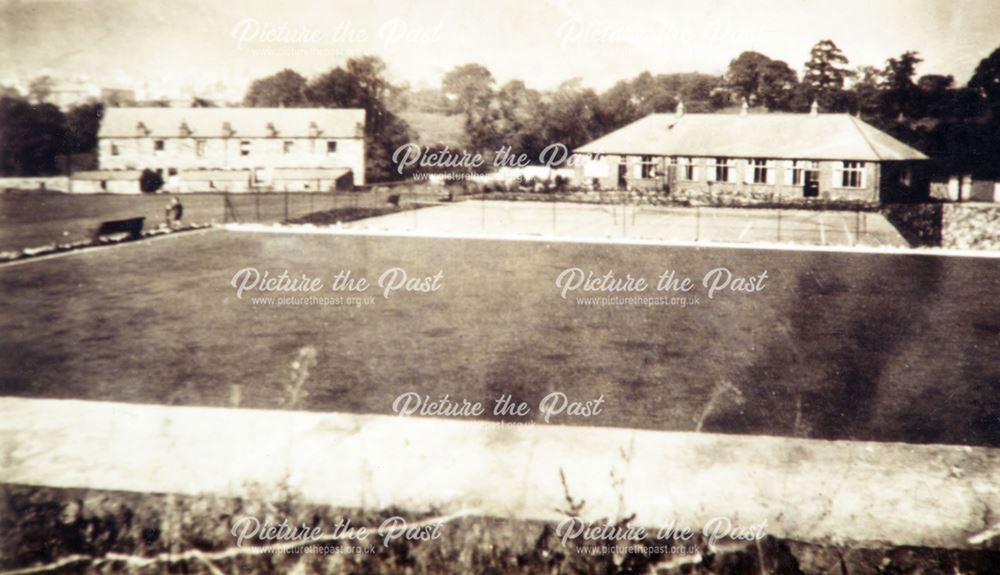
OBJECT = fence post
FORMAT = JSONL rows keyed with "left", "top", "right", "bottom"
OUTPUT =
{"left": 552, "top": 192, "right": 556, "bottom": 234}
{"left": 855, "top": 209, "right": 860, "bottom": 246}
{"left": 284, "top": 188, "right": 289, "bottom": 221}
{"left": 695, "top": 206, "right": 700, "bottom": 242}
{"left": 254, "top": 191, "right": 260, "bottom": 222}
{"left": 776, "top": 210, "right": 781, "bottom": 242}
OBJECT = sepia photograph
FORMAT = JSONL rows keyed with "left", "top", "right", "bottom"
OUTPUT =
{"left": 1, "top": 0, "right": 999, "bottom": 573}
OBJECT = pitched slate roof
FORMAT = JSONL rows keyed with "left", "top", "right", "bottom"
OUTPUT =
{"left": 574, "top": 113, "right": 928, "bottom": 161}
{"left": 99, "top": 108, "right": 366, "bottom": 139}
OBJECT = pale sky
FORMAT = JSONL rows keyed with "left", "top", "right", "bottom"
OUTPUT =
{"left": 2, "top": 0, "right": 999, "bottom": 93}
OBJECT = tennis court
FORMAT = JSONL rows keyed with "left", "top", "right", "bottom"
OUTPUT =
{"left": 348, "top": 200, "right": 908, "bottom": 247}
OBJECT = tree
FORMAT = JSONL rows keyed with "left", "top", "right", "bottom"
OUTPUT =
{"left": 969, "top": 45, "right": 1000, "bottom": 113}
{"left": 803, "top": 40, "right": 852, "bottom": 110}
{"left": 28, "top": 76, "right": 54, "bottom": 104}
{"left": 243, "top": 69, "right": 307, "bottom": 107}
{"left": 441, "top": 64, "right": 500, "bottom": 155}
{"left": 303, "top": 56, "right": 413, "bottom": 181}
{"left": 496, "top": 80, "right": 545, "bottom": 159}
{"left": 65, "top": 101, "right": 104, "bottom": 154}
{"left": 881, "top": 51, "right": 923, "bottom": 118}
{"left": 441, "top": 64, "right": 495, "bottom": 115}
{"left": 726, "top": 51, "right": 799, "bottom": 110}
{"left": 914, "top": 74, "right": 955, "bottom": 118}
{"left": 541, "top": 79, "right": 601, "bottom": 152}
{"left": 0, "top": 96, "right": 69, "bottom": 176}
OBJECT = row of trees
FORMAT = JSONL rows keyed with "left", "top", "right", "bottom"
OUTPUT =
{"left": 0, "top": 97, "right": 103, "bottom": 177}
{"left": 3, "top": 42, "right": 999, "bottom": 179}
{"left": 426, "top": 41, "right": 1000, "bottom": 177}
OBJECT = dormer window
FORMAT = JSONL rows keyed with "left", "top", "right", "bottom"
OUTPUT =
{"left": 154, "top": 140, "right": 165, "bottom": 152}
{"left": 179, "top": 122, "right": 192, "bottom": 137}
{"left": 222, "top": 122, "right": 235, "bottom": 137}
{"left": 136, "top": 122, "right": 150, "bottom": 137}
{"left": 266, "top": 122, "right": 278, "bottom": 137}
{"left": 308, "top": 121, "right": 321, "bottom": 138}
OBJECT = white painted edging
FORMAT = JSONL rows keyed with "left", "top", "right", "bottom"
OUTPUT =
{"left": 1, "top": 397, "right": 997, "bottom": 549}
{"left": 221, "top": 222, "right": 1000, "bottom": 260}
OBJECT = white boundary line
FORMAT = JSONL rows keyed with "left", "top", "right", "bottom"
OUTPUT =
{"left": 222, "top": 222, "right": 1000, "bottom": 260}
{"left": 0, "top": 227, "right": 216, "bottom": 269}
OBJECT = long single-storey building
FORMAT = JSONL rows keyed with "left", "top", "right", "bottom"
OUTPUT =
{"left": 574, "top": 104, "right": 929, "bottom": 202}
{"left": 86, "top": 107, "right": 366, "bottom": 192}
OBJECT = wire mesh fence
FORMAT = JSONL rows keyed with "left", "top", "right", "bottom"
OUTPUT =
{"left": 341, "top": 195, "right": 906, "bottom": 248}
{"left": 221, "top": 190, "right": 393, "bottom": 224}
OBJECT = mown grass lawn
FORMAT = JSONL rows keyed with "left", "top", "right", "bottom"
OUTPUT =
{"left": 0, "top": 192, "right": 380, "bottom": 252}
{"left": 1, "top": 229, "right": 998, "bottom": 446}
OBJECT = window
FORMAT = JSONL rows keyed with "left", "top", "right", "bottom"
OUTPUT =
{"left": 709, "top": 158, "right": 733, "bottom": 182}
{"left": 153, "top": 140, "right": 164, "bottom": 152}
{"left": 836, "top": 161, "right": 865, "bottom": 188}
{"left": 751, "top": 159, "right": 769, "bottom": 184}
{"left": 240, "top": 140, "right": 251, "bottom": 157}
{"left": 789, "top": 160, "right": 819, "bottom": 185}
{"left": 675, "top": 157, "right": 697, "bottom": 181}
{"left": 326, "top": 141, "right": 337, "bottom": 154}
{"left": 195, "top": 139, "right": 206, "bottom": 157}
{"left": 640, "top": 156, "right": 656, "bottom": 179}
{"left": 110, "top": 143, "right": 119, "bottom": 156}
{"left": 283, "top": 140, "right": 294, "bottom": 154}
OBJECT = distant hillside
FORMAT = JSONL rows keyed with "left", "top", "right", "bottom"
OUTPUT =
{"left": 398, "top": 111, "right": 467, "bottom": 148}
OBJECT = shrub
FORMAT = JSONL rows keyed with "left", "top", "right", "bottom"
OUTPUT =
{"left": 554, "top": 175, "right": 569, "bottom": 191}
{"left": 139, "top": 169, "right": 163, "bottom": 193}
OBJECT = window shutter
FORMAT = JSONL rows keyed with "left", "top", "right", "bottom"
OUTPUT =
{"left": 707, "top": 160, "right": 716, "bottom": 182}
{"left": 860, "top": 162, "right": 867, "bottom": 189}
{"left": 743, "top": 160, "right": 753, "bottom": 184}
{"left": 692, "top": 162, "right": 699, "bottom": 182}
{"left": 832, "top": 163, "right": 841, "bottom": 188}
{"left": 633, "top": 160, "right": 642, "bottom": 179}
{"left": 766, "top": 160, "right": 776, "bottom": 185}
{"left": 783, "top": 160, "right": 794, "bottom": 185}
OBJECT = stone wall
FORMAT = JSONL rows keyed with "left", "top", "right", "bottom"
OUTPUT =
{"left": 941, "top": 203, "right": 1000, "bottom": 250}
{"left": 0, "top": 176, "right": 71, "bottom": 193}
{"left": 468, "top": 186, "right": 878, "bottom": 211}
{"left": 882, "top": 202, "right": 1000, "bottom": 250}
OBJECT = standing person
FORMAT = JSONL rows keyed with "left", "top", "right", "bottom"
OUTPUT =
{"left": 165, "top": 197, "right": 184, "bottom": 228}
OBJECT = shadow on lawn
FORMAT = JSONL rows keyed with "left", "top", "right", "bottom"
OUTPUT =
{"left": 703, "top": 256, "right": 944, "bottom": 443}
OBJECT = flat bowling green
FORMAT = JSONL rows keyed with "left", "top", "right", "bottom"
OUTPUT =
{"left": 0, "top": 229, "right": 997, "bottom": 447}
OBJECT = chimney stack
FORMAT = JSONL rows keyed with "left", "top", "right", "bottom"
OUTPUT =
{"left": 675, "top": 100, "right": 684, "bottom": 118}
{"left": 740, "top": 99, "right": 749, "bottom": 116}
{"left": 810, "top": 100, "right": 819, "bottom": 116}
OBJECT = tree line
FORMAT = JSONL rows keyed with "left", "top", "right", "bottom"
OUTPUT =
{"left": 2, "top": 40, "right": 999, "bottom": 180}
{"left": 226, "top": 40, "right": 1000, "bottom": 180}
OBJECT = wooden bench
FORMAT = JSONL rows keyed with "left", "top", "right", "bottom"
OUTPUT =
{"left": 94, "top": 217, "right": 145, "bottom": 242}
